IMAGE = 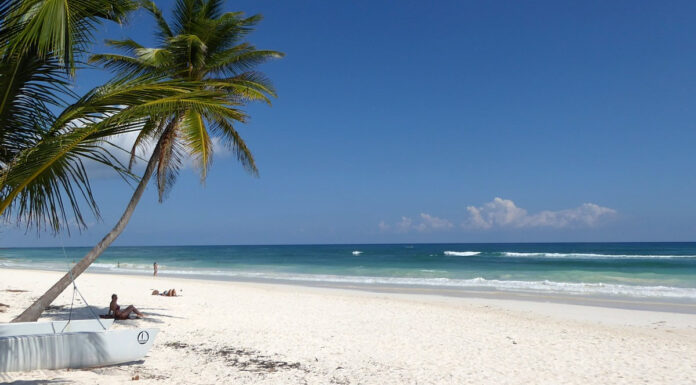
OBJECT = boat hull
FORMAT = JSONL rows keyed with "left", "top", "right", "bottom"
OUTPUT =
{"left": 0, "top": 319, "right": 113, "bottom": 337}
{"left": 0, "top": 328, "right": 158, "bottom": 372}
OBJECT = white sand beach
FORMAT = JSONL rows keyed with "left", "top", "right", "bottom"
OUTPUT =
{"left": 1, "top": 268, "right": 695, "bottom": 384}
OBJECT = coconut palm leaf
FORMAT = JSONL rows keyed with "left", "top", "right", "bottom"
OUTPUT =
{"left": 182, "top": 109, "right": 212, "bottom": 180}
{"left": 207, "top": 116, "right": 256, "bottom": 175}
{"left": 140, "top": 1, "right": 173, "bottom": 42}
{"left": 0, "top": 0, "right": 142, "bottom": 232}
{"left": 103, "top": 38, "right": 144, "bottom": 55}
{"left": 5, "top": 0, "right": 136, "bottom": 73}
{"left": 207, "top": 45, "right": 284, "bottom": 76}
{"left": 0, "top": 52, "right": 71, "bottom": 163}
{"left": 0, "top": 72, "right": 237, "bottom": 232}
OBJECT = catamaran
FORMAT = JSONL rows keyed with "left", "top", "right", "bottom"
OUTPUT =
{"left": 0, "top": 325, "right": 158, "bottom": 372}
{"left": 0, "top": 273, "right": 158, "bottom": 372}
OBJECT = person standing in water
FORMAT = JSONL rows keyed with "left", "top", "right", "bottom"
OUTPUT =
{"left": 153, "top": 262, "right": 158, "bottom": 277}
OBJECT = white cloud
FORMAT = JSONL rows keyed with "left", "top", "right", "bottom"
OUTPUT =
{"left": 396, "top": 216, "right": 413, "bottom": 232}
{"left": 381, "top": 213, "right": 453, "bottom": 233}
{"left": 381, "top": 198, "right": 616, "bottom": 233}
{"left": 417, "top": 213, "right": 454, "bottom": 231}
{"left": 84, "top": 131, "right": 231, "bottom": 178}
{"left": 464, "top": 197, "right": 616, "bottom": 229}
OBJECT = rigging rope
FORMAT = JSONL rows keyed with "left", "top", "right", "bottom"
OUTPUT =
{"left": 57, "top": 234, "right": 107, "bottom": 332}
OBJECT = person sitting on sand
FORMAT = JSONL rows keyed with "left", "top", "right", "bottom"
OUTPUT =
{"left": 151, "top": 289, "right": 177, "bottom": 296}
{"left": 108, "top": 294, "right": 144, "bottom": 319}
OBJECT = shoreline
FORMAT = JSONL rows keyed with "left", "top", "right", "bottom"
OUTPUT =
{"left": 3, "top": 265, "right": 696, "bottom": 315}
{"left": 1, "top": 268, "right": 695, "bottom": 384}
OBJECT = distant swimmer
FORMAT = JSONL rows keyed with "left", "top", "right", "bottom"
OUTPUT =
{"left": 153, "top": 262, "right": 158, "bottom": 277}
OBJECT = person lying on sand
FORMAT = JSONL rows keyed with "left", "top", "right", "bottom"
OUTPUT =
{"left": 151, "top": 289, "right": 177, "bottom": 296}
{"left": 108, "top": 294, "right": 145, "bottom": 319}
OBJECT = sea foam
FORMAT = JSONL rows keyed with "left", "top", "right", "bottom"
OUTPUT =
{"left": 502, "top": 252, "right": 695, "bottom": 259}
{"left": 443, "top": 251, "right": 481, "bottom": 256}
{"left": 3, "top": 259, "right": 695, "bottom": 299}
{"left": 132, "top": 270, "right": 696, "bottom": 299}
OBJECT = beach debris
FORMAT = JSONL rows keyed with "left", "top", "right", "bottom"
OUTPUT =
{"left": 164, "top": 341, "right": 189, "bottom": 349}
{"left": 3, "top": 289, "right": 28, "bottom": 293}
{"left": 330, "top": 375, "right": 351, "bottom": 384}
{"left": 132, "top": 374, "right": 140, "bottom": 381}
{"left": 164, "top": 341, "right": 306, "bottom": 373}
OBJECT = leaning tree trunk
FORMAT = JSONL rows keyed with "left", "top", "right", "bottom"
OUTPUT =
{"left": 11, "top": 139, "right": 164, "bottom": 323}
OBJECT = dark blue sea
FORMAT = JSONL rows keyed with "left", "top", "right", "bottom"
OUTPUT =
{"left": 1, "top": 243, "right": 695, "bottom": 299}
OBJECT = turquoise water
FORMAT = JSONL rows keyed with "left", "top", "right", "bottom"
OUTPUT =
{"left": 1, "top": 243, "right": 695, "bottom": 299}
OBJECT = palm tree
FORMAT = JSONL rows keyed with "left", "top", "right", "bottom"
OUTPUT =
{"left": 0, "top": 0, "right": 139, "bottom": 232}
{"left": 90, "top": 0, "right": 284, "bottom": 198}
{"left": 11, "top": 0, "right": 282, "bottom": 322}
{"left": 0, "top": 0, "right": 242, "bottom": 232}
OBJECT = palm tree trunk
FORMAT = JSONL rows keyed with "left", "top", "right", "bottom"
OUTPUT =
{"left": 11, "top": 138, "right": 164, "bottom": 323}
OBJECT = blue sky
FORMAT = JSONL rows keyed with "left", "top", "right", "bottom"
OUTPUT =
{"left": 2, "top": 0, "right": 696, "bottom": 246}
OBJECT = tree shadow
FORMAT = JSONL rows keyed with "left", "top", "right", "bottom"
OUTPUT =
{"left": 42, "top": 305, "right": 183, "bottom": 325}
{"left": 0, "top": 380, "right": 71, "bottom": 385}
{"left": 42, "top": 306, "right": 109, "bottom": 321}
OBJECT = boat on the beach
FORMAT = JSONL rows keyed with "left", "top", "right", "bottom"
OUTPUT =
{"left": 0, "top": 327, "right": 158, "bottom": 372}
{"left": 0, "top": 318, "right": 113, "bottom": 337}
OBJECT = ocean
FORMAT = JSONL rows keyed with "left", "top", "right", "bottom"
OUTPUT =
{"left": 1, "top": 243, "right": 695, "bottom": 300}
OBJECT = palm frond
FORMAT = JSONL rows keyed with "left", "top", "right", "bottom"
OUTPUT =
{"left": 89, "top": 53, "right": 153, "bottom": 75}
{"left": 200, "top": 0, "right": 224, "bottom": 19}
{"left": 6, "top": 0, "right": 137, "bottom": 73}
{"left": 222, "top": 71, "right": 277, "bottom": 103}
{"left": 0, "top": 52, "right": 74, "bottom": 164}
{"left": 168, "top": 34, "right": 208, "bottom": 75}
{"left": 205, "top": 12, "right": 260, "bottom": 53}
{"left": 172, "top": 0, "right": 202, "bottom": 35}
{"left": 104, "top": 38, "right": 144, "bottom": 55}
{"left": 140, "top": 0, "right": 173, "bottom": 41}
{"left": 0, "top": 75, "right": 235, "bottom": 232}
{"left": 182, "top": 109, "right": 212, "bottom": 180}
{"left": 154, "top": 117, "right": 183, "bottom": 201}
{"left": 207, "top": 117, "right": 257, "bottom": 175}
{"left": 128, "top": 117, "right": 162, "bottom": 169}
{"left": 207, "top": 45, "right": 284, "bottom": 77}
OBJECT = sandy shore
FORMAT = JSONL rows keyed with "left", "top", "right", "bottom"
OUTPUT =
{"left": 1, "top": 268, "right": 695, "bottom": 384}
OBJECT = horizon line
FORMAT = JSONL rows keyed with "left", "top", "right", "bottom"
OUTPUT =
{"left": 2, "top": 240, "right": 696, "bottom": 249}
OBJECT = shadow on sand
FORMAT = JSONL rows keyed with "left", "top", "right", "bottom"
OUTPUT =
{"left": 42, "top": 305, "right": 183, "bottom": 324}
{"left": 0, "top": 380, "right": 71, "bottom": 385}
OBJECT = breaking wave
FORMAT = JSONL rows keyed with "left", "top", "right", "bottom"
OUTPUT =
{"left": 501, "top": 252, "right": 696, "bottom": 259}
{"left": 444, "top": 251, "right": 481, "bottom": 257}
{"left": 105, "top": 269, "right": 696, "bottom": 299}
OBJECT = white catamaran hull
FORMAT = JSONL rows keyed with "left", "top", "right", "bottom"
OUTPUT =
{"left": 0, "top": 319, "right": 113, "bottom": 337}
{"left": 0, "top": 328, "right": 158, "bottom": 372}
